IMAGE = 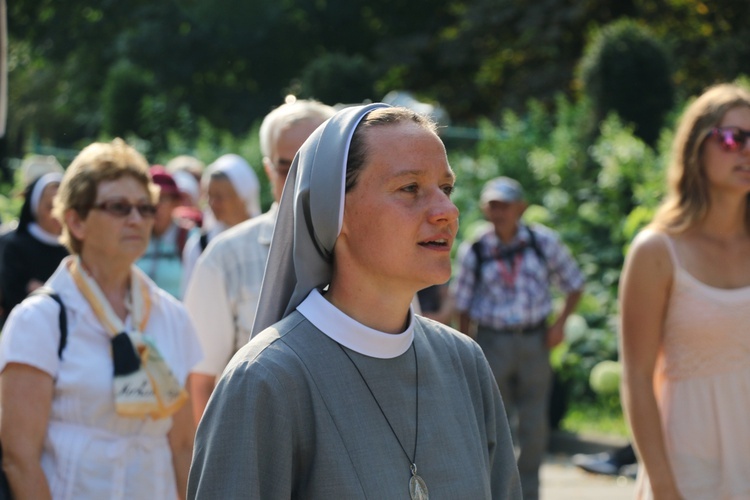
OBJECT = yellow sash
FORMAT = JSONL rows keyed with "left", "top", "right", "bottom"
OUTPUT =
{"left": 69, "top": 257, "right": 187, "bottom": 419}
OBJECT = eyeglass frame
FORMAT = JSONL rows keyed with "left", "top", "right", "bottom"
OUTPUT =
{"left": 91, "top": 199, "right": 158, "bottom": 218}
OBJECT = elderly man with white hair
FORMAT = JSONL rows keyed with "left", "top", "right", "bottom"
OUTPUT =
{"left": 184, "top": 99, "right": 335, "bottom": 423}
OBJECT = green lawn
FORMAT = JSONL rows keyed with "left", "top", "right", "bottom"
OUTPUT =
{"left": 560, "top": 400, "right": 630, "bottom": 438}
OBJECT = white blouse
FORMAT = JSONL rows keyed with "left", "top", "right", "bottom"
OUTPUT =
{"left": 0, "top": 258, "right": 203, "bottom": 500}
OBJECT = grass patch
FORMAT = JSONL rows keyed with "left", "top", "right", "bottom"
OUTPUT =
{"left": 560, "top": 400, "right": 630, "bottom": 438}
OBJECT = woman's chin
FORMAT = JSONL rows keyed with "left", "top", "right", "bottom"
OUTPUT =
{"left": 433, "top": 262, "right": 453, "bottom": 284}
{"left": 415, "top": 268, "right": 452, "bottom": 290}
{"left": 121, "top": 241, "right": 148, "bottom": 260}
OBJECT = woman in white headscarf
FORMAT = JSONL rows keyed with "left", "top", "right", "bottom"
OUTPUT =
{"left": 181, "top": 154, "right": 261, "bottom": 293}
{"left": 0, "top": 172, "right": 68, "bottom": 318}
{"left": 188, "top": 104, "right": 521, "bottom": 499}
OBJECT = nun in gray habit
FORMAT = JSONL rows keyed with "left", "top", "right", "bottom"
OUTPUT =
{"left": 188, "top": 104, "right": 521, "bottom": 499}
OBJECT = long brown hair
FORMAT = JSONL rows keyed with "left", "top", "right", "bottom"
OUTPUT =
{"left": 651, "top": 83, "right": 750, "bottom": 233}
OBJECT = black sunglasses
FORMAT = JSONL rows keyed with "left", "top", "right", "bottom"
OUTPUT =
{"left": 92, "top": 200, "right": 158, "bottom": 218}
{"left": 710, "top": 127, "right": 750, "bottom": 152}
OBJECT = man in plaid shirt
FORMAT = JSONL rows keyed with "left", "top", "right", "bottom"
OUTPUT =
{"left": 452, "top": 176, "right": 584, "bottom": 500}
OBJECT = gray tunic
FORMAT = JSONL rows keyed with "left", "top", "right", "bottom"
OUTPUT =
{"left": 188, "top": 313, "right": 522, "bottom": 499}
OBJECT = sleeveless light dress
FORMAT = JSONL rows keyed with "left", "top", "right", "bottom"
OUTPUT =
{"left": 635, "top": 235, "right": 750, "bottom": 499}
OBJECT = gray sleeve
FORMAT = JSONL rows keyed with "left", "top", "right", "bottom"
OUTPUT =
{"left": 188, "top": 357, "right": 297, "bottom": 499}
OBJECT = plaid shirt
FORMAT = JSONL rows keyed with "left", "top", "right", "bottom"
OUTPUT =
{"left": 452, "top": 223, "right": 584, "bottom": 329}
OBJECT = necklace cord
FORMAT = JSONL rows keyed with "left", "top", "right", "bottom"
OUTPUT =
{"left": 338, "top": 342, "right": 419, "bottom": 468}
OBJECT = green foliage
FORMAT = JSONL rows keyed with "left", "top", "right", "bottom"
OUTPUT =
{"left": 561, "top": 400, "right": 628, "bottom": 437}
{"left": 8, "top": 1, "right": 750, "bottom": 159}
{"left": 589, "top": 360, "right": 622, "bottom": 396}
{"left": 101, "top": 61, "right": 155, "bottom": 139}
{"left": 293, "top": 53, "right": 376, "bottom": 105}
{"left": 549, "top": 313, "right": 618, "bottom": 404}
{"left": 578, "top": 19, "right": 675, "bottom": 146}
{"left": 0, "top": 191, "right": 23, "bottom": 225}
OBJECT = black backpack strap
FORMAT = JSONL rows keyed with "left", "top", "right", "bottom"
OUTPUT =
{"left": 472, "top": 227, "right": 549, "bottom": 287}
{"left": 471, "top": 240, "right": 484, "bottom": 284}
{"left": 199, "top": 232, "right": 209, "bottom": 252}
{"left": 30, "top": 287, "right": 68, "bottom": 359}
{"left": 526, "top": 227, "right": 546, "bottom": 265}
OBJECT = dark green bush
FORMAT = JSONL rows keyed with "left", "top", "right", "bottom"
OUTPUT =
{"left": 101, "top": 61, "right": 155, "bottom": 140}
{"left": 578, "top": 19, "right": 675, "bottom": 147}
{"left": 293, "top": 53, "right": 376, "bottom": 105}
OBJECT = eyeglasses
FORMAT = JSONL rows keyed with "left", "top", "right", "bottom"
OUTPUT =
{"left": 92, "top": 200, "right": 158, "bottom": 218}
{"left": 710, "top": 127, "right": 750, "bottom": 152}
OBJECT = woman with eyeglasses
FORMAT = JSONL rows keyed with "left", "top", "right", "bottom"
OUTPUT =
{"left": 620, "top": 83, "right": 750, "bottom": 499}
{"left": 0, "top": 139, "right": 202, "bottom": 499}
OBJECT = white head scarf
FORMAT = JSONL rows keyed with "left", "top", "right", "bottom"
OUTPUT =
{"left": 30, "top": 172, "right": 64, "bottom": 219}
{"left": 251, "top": 103, "right": 390, "bottom": 337}
{"left": 203, "top": 154, "right": 261, "bottom": 218}
{"left": 172, "top": 169, "right": 200, "bottom": 206}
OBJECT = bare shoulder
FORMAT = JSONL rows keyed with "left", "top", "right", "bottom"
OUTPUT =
{"left": 623, "top": 228, "right": 674, "bottom": 284}
{"left": 629, "top": 228, "right": 671, "bottom": 260}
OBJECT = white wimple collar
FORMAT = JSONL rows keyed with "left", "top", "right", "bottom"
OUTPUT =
{"left": 296, "top": 288, "right": 414, "bottom": 359}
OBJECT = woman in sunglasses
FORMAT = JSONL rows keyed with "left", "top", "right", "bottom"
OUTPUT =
{"left": 621, "top": 83, "right": 750, "bottom": 499}
{"left": 189, "top": 105, "right": 521, "bottom": 498}
{"left": 0, "top": 139, "right": 202, "bottom": 499}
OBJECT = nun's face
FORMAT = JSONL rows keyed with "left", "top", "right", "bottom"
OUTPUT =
{"left": 208, "top": 177, "right": 248, "bottom": 227}
{"left": 37, "top": 183, "right": 62, "bottom": 235}
{"left": 338, "top": 122, "right": 458, "bottom": 292}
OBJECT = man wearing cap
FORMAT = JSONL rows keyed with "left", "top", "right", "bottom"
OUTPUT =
{"left": 184, "top": 99, "right": 335, "bottom": 424}
{"left": 136, "top": 165, "right": 189, "bottom": 298}
{"left": 452, "top": 176, "right": 584, "bottom": 500}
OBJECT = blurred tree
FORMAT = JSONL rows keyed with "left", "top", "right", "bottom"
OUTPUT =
{"left": 395, "top": 0, "right": 640, "bottom": 121}
{"left": 8, "top": 1, "right": 158, "bottom": 150}
{"left": 292, "top": 53, "right": 375, "bottom": 105}
{"left": 5, "top": 0, "right": 750, "bottom": 158}
{"left": 577, "top": 19, "right": 674, "bottom": 147}
{"left": 101, "top": 61, "right": 154, "bottom": 139}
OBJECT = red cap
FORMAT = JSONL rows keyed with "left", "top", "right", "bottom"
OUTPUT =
{"left": 150, "top": 165, "right": 180, "bottom": 196}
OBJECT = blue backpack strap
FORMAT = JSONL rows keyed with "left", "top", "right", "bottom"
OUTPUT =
{"left": 30, "top": 287, "right": 68, "bottom": 359}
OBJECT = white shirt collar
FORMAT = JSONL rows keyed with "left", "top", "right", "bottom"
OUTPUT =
{"left": 28, "top": 222, "right": 63, "bottom": 246}
{"left": 296, "top": 288, "right": 414, "bottom": 359}
{"left": 47, "top": 256, "right": 164, "bottom": 315}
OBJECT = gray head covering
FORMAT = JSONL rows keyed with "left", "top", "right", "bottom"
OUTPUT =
{"left": 251, "top": 102, "right": 390, "bottom": 337}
